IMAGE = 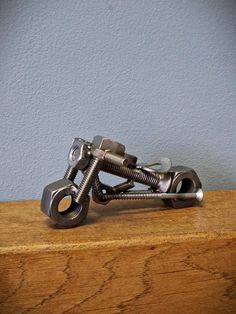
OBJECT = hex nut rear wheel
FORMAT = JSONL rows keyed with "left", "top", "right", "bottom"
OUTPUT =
{"left": 163, "top": 170, "right": 202, "bottom": 208}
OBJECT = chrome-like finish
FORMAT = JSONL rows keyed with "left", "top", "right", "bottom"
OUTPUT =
{"left": 41, "top": 135, "right": 203, "bottom": 227}
{"left": 101, "top": 189, "right": 203, "bottom": 201}
{"left": 136, "top": 157, "right": 172, "bottom": 173}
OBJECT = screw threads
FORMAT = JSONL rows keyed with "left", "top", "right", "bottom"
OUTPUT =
{"left": 103, "top": 191, "right": 200, "bottom": 201}
{"left": 64, "top": 166, "right": 78, "bottom": 181}
{"left": 103, "top": 192, "right": 156, "bottom": 201}
{"left": 102, "top": 163, "right": 160, "bottom": 188}
{"left": 74, "top": 158, "right": 102, "bottom": 204}
{"left": 93, "top": 176, "right": 104, "bottom": 199}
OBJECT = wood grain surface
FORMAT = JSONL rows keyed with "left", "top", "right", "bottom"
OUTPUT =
{"left": 0, "top": 190, "right": 236, "bottom": 313}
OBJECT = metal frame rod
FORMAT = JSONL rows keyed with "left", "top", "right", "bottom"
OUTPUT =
{"left": 102, "top": 189, "right": 203, "bottom": 202}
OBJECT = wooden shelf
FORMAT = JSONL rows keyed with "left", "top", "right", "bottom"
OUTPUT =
{"left": 0, "top": 190, "right": 236, "bottom": 313}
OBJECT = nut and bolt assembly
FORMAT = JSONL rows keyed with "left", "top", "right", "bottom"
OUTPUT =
{"left": 41, "top": 135, "right": 203, "bottom": 228}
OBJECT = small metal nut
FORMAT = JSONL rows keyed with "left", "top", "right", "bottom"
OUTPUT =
{"left": 68, "top": 138, "right": 90, "bottom": 170}
{"left": 165, "top": 166, "right": 202, "bottom": 208}
{"left": 124, "top": 153, "right": 138, "bottom": 166}
{"left": 92, "top": 135, "right": 125, "bottom": 155}
{"left": 40, "top": 178, "right": 89, "bottom": 227}
{"left": 41, "top": 178, "right": 77, "bottom": 217}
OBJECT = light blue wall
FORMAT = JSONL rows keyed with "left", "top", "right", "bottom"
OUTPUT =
{"left": 0, "top": 0, "right": 235, "bottom": 201}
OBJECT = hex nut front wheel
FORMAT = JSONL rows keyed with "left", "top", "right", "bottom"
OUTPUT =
{"left": 41, "top": 178, "right": 90, "bottom": 228}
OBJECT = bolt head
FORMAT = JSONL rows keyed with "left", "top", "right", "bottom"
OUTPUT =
{"left": 92, "top": 135, "right": 125, "bottom": 155}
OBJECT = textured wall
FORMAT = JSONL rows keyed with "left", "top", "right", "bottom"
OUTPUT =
{"left": 0, "top": 0, "right": 235, "bottom": 201}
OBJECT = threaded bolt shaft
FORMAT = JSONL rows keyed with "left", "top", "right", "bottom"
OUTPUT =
{"left": 102, "top": 163, "right": 160, "bottom": 188}
{"left": 103, "top": 192, "right": 156, "bottom": 201}
{"left": 103, "top": 191, "right": 200, "bottom": 201}
{"left": 93, "top": 176, "right": 104, "bottom": 199}
{"left": 64, "top": 166, "right": 78, "bottom": 181}
{"left": 74, "top": 157, "right": 102, "bottom": 204}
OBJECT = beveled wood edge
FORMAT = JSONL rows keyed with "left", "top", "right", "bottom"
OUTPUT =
{"left": 1, "top": 231, "right": 236, "bottom": 255}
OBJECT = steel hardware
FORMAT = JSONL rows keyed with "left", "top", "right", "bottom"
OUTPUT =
{"left": 41, "top": 135, "right": 203, "bottom": 227}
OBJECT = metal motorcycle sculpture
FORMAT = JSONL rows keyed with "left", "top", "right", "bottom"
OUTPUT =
{"left": 41, "top": 135, "right": 203, "bottom": 228}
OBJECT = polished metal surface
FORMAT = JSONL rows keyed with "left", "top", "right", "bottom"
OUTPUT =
{"left": 101, "top": 189, "right": 203, "bottom": 201}
{"left": 136, "top": 158, "right": 172, "bottom": 173}
{"left": 74, "top": 157, "right": 102, "bottom": 204}
{"left": 41, "top": 135, "right": 203, "bottom": 227}
{"left": 40, "top": 178, "right": 89, "bottom": 228}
